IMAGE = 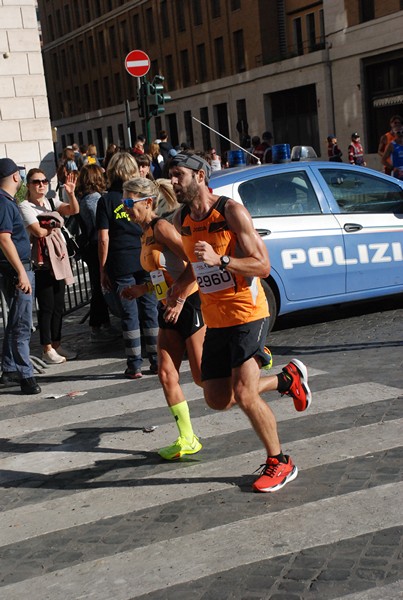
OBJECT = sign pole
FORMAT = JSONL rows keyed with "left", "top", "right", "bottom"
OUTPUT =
{"left": 125, "top": 99, "right": 132, "bottom": 149}
{"left": 138, "top": 76, "right": 148, "bottom": 146}
{"left": 145, "top": 116, "right": 151, "bottom": 148}
{"left": 124, "top": 50, "right": 153, "bottom": 149}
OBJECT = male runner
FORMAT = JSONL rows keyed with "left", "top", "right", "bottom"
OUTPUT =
{"left": 168, "top": 153, "right": 311, "bottom": 492}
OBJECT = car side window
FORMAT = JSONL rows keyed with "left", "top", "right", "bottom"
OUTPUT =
{"left": 319, "top": 168, "right": 403, "bottom": 214}
{"left": 238, "top": 171, "right": 321, "bottom": 217}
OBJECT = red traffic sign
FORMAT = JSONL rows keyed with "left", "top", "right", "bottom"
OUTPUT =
{"left": 125, "top": 50, "right": 150, "bottom": 77}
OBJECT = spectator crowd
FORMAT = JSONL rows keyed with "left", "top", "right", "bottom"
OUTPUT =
{"left": 1, "top": 115, "right": 402, "bottom": 396}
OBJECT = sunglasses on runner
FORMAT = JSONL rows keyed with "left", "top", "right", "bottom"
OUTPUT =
{"left": 123, "top": 196, "right": 155, "bottom": 208}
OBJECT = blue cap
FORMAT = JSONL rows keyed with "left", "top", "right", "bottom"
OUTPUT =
{"left": 0, "top": 158, "right": 24, "bottom": 179}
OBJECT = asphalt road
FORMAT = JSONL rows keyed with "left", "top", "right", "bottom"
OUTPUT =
{"left": 0, "top": 294, "right": 402, "bottom": 600}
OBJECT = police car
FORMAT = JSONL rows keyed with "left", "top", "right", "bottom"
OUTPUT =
{"left": 210, "top": 162, "right": 403, "bottom": 329}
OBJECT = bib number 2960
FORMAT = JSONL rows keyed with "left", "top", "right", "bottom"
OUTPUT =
{"left": 192, "top": 262, "right": 234, "bottom": 294}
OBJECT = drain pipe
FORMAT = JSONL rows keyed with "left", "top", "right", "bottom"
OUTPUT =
{"left": 326, "top": 42, "right": 336, "bottom": 136}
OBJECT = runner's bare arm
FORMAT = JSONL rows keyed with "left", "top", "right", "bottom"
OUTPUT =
{"left": 153, "top": 218, "right": 189, "bottom": 262}
{"left": 195, "top": 199, "right": 270, "bottom": 278}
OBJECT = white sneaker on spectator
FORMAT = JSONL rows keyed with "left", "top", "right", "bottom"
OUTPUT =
{"left": 42, "top": 348, "right": 66, "bottom": 364}
{"left": 56, "top": 346, "right": 78, "bottom": 360}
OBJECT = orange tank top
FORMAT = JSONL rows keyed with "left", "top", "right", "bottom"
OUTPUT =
{"left": 180, "top": 197, "right": 268, "bottom": 328}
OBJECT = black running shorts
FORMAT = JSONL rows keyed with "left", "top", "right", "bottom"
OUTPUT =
{"left": 158, "top": 291, "right": 204, "bottom": 340}
{"left": 201, "top": 317, "right": 270, "bottom": 381}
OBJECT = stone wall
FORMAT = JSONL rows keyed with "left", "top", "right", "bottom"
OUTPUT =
{"left": 0, "top": 0, "right": 55, "bottom": 180}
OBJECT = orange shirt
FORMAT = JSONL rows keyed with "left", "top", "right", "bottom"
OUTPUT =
{"left": 180, "top": 197, "right": 268, "bottom": 328}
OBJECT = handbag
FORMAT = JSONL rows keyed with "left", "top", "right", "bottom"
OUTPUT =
{"left": 60, "top": 224, "right": 80, "bottom": 258}
{"left": 48, "top": 197, "right": 81, "bottom": 258}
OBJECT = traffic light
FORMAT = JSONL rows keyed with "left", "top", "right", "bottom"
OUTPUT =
{"left": 137, "top": 75, "right": 172, "bottom": 120}
{"left": 137, "top": 79, "right": 150, "bottom": 120}
{"left": 148, "top": 75, "right": 171, "bottom": 117}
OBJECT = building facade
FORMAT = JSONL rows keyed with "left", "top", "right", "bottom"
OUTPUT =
{"left": 0, "top": 0, "right": 54, "bottom": 177}
{"left": 38, "top": 0, "right": 403, "bottom": 170}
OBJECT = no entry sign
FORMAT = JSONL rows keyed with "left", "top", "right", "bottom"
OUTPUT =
{"left": 125, "top": 50, "right": 151, "bottom": 77}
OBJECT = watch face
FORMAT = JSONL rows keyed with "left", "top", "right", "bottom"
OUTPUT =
{"left": 221, "top": 255, "right": 230, "bottom": 266}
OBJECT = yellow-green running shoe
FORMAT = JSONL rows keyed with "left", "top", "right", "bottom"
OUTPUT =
{"left": 158, "top": 435, "right": 202, "bottom": 460}
{"left": 261, "top": 346, "right": 273, "bottom": 370}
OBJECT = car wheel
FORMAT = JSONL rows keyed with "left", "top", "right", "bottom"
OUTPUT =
{"left": 261, "top": 279, "right": 277, "bottom": 332}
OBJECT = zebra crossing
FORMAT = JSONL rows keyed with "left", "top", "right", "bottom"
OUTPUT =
{"left": 0, "top": 355, "right": 402, "bottom": 599}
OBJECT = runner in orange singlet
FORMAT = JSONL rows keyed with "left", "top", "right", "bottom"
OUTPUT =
{"left": 168, "top": 153, "right": 312, "bottom": 493}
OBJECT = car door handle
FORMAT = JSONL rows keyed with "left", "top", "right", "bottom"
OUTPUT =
{"left": 256, "top": 229, "right": 271, "bottom": 237}
{"left": 344, "top": 223, "right": 363, "bottom": 232}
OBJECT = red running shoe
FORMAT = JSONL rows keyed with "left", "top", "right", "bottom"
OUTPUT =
{"left": 282, "top": 358, "right": 312, "bottom": 412}
{"left": 252, "top": 455, "right": 298, "bottom": 493}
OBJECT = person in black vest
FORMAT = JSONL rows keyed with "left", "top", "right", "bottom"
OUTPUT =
{"left": 158, "top": 130, "right": 177, "bottom": 164}
{"left": 0, "top": 158, "right": 41, "bottom": 394}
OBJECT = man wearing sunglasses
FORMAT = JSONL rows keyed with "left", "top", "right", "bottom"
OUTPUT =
{"left": 0, "top": 158, "right": 41, "bottom": 394}
{"left": 168, "top": 153, "right": 311, "bottom": 493}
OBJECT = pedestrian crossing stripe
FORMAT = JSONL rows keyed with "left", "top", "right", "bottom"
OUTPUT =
{"left": 0, "top": 416, "right": 401, "bottom": 546}
{"left": 0, "top": 380, "right": 400, "bottom": 440}
{"left": 1, "top": 483, "right": 402, "bottom": 600}
{"left": 0, "top": 367, "right": 402, "bottom": 599}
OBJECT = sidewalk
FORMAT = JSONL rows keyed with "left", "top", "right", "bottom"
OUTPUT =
{"left": 28, "top": 305, "right": 127, "bottom": 376}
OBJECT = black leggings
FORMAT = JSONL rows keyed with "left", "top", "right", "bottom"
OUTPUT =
{"left": 84, "top": 242, "right": 110, "bottom": 328}
{"left": 35, "top": 269, "right": 66, "bottom": 346}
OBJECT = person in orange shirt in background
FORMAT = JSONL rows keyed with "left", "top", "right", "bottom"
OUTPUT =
{"left": 378, "top": 115, "right": 403, "bottom": 175}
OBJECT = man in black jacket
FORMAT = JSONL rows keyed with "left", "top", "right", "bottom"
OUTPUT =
{"left": 158, "top": 130, "right": 177, "bottom": 164}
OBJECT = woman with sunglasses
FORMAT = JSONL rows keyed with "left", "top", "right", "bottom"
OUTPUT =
{"left": 19, "top": 168, "right": 80, "bottom": 364}
{"left": 120, "top": 177, "right": 205, "bottom": 460}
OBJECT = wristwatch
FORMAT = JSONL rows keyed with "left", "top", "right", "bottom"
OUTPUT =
{"left": 220, "top": 255, "right": 231, "bottom": 271}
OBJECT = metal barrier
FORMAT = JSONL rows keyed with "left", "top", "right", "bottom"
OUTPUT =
{"left": 0, "top": 256, "right": 91, "bottom": 333}
{"left": 64, "top": 256, "right": 91, "bottom": 315}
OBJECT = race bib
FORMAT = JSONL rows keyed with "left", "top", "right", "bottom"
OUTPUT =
{"left": 192, "top": 261, "right": 235, "bottom": 294}
{"left": 150, "top": 269, "right": 168, "bottom": 300}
